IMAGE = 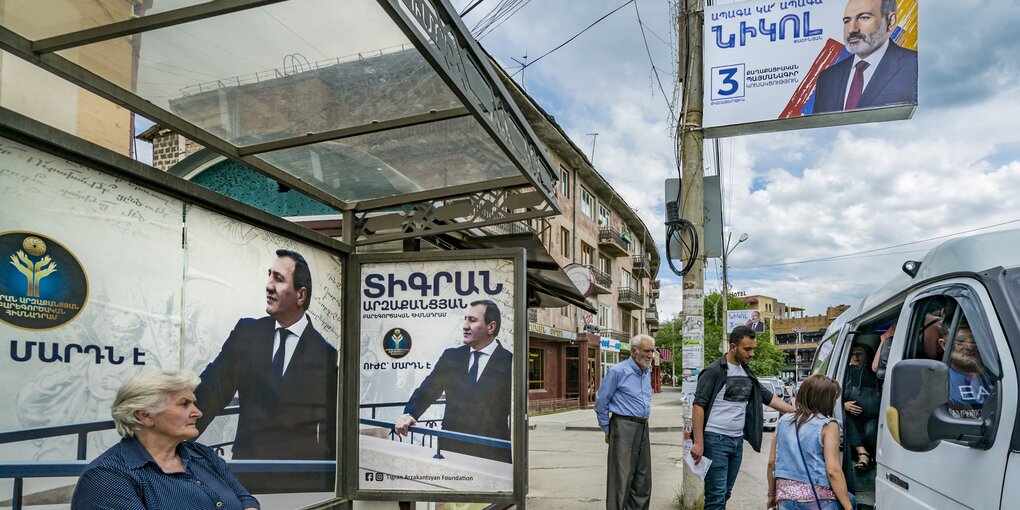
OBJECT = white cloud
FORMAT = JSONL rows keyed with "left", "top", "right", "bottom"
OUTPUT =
{"left": 456, "top": 0, "right": 1020, "bottom": 320}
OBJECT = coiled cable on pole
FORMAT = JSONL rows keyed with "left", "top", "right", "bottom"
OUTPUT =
{"left": 665, "top": 199, "right": 697, "bottom": 277}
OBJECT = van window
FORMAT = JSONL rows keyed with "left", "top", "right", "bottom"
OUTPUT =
{"left": 811, "top": 335, "right": 836, "bottom": 375}
{"left": 943, "top": 319, "right": 993, "bottom": 420}
{"left": 906, "top": 287, "right": 1002, "bottom": 422}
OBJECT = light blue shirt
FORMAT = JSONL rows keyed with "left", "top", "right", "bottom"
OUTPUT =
{"left": 595, "top": 357, "right": 652, "bottom": 434}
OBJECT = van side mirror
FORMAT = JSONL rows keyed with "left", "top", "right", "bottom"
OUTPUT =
{"left": 888, "top": 360, "right": 986, "bottom": 451}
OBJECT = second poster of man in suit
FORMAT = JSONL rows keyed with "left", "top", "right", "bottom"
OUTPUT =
{"left": 358, "top": 256, "right": 520, "bottom": 494}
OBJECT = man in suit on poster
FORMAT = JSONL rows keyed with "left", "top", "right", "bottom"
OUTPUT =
{"left": 745, "top": 311, "right": 765, "bottom": 332}
{"left": 813, "top": 0, "right": 918, "bottom": 114}
{"left": 195, "top": 249, "right": 338, "bottom": 493}
{"left": 394, "top": 299, "right": 513, "bottom": 463}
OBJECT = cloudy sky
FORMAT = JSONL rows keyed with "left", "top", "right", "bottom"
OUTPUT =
{"left": 445, "top": 0, "right": 1020, "bottom": 320}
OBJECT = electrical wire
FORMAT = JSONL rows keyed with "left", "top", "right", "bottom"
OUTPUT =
{"left": 460, "top": 0, "right": 486, "bottom": 17}
{"left": 510, "top": 0, "right": 635, "bottom": 78}
{"left": 735, "top": 218, "right": 1020, "bottom": 270}
{"left": 633, "top": 0, "right": 678, "bottom": 126}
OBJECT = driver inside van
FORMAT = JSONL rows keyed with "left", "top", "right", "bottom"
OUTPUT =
{"left": 939, "top": 325, "right": 992, "bottom": 419}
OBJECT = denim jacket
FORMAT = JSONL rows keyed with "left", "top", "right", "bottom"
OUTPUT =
{"left": 774, "top": 414, "right": 837, "bottom": 488}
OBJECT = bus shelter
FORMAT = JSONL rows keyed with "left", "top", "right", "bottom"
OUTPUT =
{"left": 0, "top": 0, "right": 565, "bottom": 508}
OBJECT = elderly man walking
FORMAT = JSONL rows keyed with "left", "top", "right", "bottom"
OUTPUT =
{"left": 595, "top": 334, "right": 656, "bottom": 510}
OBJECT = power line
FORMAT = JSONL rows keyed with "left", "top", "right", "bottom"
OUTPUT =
{"left": 734, "top": 218, "right": 1020, "bottom": 270}
{"left": 633, "top": 0, "right": 677, "bottom": 125}
{"left": 510, "top": 0, "right": 635, "bottom": 78}
{"left": 477, "top": 0, "right": 533, "bottom": 39}
{"left": 460, "top": 0, "right": 486, "bottom": 16}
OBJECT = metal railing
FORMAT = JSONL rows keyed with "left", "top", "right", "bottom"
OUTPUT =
{"left": 0, "top": 406, "right": 336, "bottom": 509}
{"left": 588, "top": 264, "right": 612, "bottom": 293}
{"left": 598, "top": 227, "right": 631, "bottom": 256}
{"left": 617, "top": 287, "right": 644, "bottom": 309}
{"left": 632, "top": 255, "right": 651, "bottom": 276}
{"left": 600, "top": 328, "right": 630, "bottom": 344}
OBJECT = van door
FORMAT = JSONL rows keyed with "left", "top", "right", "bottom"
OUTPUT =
{"left": 877, "top": 278, "right": 1017, "bottom": 509}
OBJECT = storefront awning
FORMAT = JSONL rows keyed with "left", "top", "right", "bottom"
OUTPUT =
{"left": 0, "top": 0, "right": 560, "bottom": 245}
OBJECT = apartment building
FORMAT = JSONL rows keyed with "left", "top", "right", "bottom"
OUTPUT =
{"left": 773, "top": 305, "right": 851, "bottom": 381}
{"left": 494, "top": 64, "right": 661, "bottom": 411}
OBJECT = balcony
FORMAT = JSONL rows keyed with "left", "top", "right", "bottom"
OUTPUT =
{"left": 632, "top": 255, "right": 651, "bottom": 278}
{"left": 650, "top": 279, "right": 660, "bottom": 299}
{"left": 598, "top": 227, "right": 631, "bottom": 257}
{"left": 600, "top": 328, "right": 630, "bottom": 344}
{"left": 589, "top": 265, "right": 612, "bottom": 294}
{"left": 645, "top": 305, "right": 659, "bottom": 327}
{"left": 617, "top": 287, "right": 644, "bottom": 310}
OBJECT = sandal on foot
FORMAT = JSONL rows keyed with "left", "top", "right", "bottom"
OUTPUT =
{"left": 855, "top": 451, "right": 873, "bottom": 470}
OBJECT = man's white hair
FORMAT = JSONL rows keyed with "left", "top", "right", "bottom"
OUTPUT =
{"left": 630, "top": 334, "right": 655, "bottom": 349}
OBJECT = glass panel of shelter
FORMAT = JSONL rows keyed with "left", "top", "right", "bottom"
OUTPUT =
{"left": 52, "top": 0, "right": 463, "bottom": 147}
{"left": 0, "top": 0, "right": 210, "bottom": 40}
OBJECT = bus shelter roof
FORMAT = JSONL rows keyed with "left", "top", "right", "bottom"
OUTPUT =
{"left": 0, "top": 0, "right": 560, "bottom": 244}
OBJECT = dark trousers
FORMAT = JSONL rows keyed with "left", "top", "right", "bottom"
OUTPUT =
{"left": 606, "top": 416, "right": 651, "bottom": 510}
{"left": 703, "top": 431, "right": 744, "bottom": 510}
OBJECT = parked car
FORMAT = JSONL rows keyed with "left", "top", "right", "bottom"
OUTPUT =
{"left": 759, "top": 377, "right": 791, "bottom": 404}
{"left": 760, "top": 382, "right": 781, "bottom": 430}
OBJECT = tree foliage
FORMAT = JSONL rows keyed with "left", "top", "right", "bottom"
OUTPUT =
{"left": 662, "top": 291, "right": 785, "bottom": 377}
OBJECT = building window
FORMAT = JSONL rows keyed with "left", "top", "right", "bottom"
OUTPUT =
{"left": 621, "top": 270, "right": 632, "bottom": 289}
{"left": 581, "top": 243, "right": 594, "bottom": 267}
{"left": 598, "top": 204, "right": 610, "bottom": 227}
{"left": 529, "top": 348, "right": 545, "bottom": 390}
{"left": 560, "top": 167, "right": 570, "bottom": 198}
{"left": 562, "top": 304, "right": 570, "bottom": 317}
{"left": 598, "top": 303, "right": 612, "bottom": 329}
{"left": 581, "top": 189, "right": 594, "bottom": 218}
{"left": 561, "top": 227, "right": 571, "bottom": 258}
{"left": 598, "top": 254, "right": 611, "bottom": 275}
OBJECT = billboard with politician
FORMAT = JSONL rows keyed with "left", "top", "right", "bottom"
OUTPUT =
{"left": 704, "top": 0, "right": 918, "bottom": 136}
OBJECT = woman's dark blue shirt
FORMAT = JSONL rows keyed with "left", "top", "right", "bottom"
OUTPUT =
{"left": 71, "top": 437, "right": 260, "bottom": 510}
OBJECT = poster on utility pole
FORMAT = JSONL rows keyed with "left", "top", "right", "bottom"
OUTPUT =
{"left": 703, "top": 0, "right": 919, "bottom": 137}
{"left": 357, "top": 252, "right": 524, "bottom": 497}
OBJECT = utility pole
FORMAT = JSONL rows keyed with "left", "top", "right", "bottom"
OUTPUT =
{"left": 678, "top": 1, "right": 705, "bottom": 508}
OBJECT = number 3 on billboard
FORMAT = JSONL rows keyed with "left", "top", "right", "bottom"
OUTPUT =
{"left": 711, "top": 64, "right": 745, "bottom": 101}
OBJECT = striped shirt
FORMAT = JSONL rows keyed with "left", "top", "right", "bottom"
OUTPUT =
{"left": 71, "top": 437, "right": 260, "bottom": 510}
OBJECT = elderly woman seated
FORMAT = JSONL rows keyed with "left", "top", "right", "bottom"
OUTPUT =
{"left": 71, "top": 369, "right": 259, "bottom": 510}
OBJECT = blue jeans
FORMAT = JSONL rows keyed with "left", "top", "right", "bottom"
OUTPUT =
{"left": 703, "top": 432, "right": 743, "bottom": 510}
{"left": 778, "top": 499, "right": 841, "bottom": 510}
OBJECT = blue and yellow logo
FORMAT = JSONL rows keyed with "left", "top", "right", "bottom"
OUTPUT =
{"left": 0, "top": 231, "right": 88, "bottom": 330}
{"left": 382, "top": 327, "right": 412, "bottom": 359}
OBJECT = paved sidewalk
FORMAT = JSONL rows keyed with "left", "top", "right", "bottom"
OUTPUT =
{"left": 525, "top": 387, "right": 686, "bottom": 509}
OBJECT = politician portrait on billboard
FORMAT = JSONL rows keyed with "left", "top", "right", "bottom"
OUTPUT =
{"left": 358, "top": 256, "right": 519, "bottom": 494}
{"left": 703, "top": 0, "right": 919, "bottom": 136}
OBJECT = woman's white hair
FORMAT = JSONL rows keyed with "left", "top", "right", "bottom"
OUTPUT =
{"left": 111, "top": 369, "right": 200, "bottom": 438}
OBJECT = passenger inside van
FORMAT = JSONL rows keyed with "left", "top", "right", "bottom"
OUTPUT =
{"left": 843, "top": 343, "right": 880, "bottom": 470}
{"left": 939, "top": 324, "right": 992, "bottom": 420}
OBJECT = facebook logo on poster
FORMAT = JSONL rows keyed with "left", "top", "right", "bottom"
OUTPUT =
{"left": 711, "top": 64, "right": 745, "bottom": 100}
{"left": 365, "top": 472, "right": 384, "bottom": 481}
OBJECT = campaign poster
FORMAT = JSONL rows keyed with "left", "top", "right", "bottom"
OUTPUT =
{"left": 726, "top": 309, "right": 768, "bottom": 333}
{"left": 0, "top": 136, "right": 184, "bottom": 498}
{"left": 0, "top": 134, "right": 346, "bottom": 504}
{"left": 183, "top": 205, "right": 343, "bottom": 497}
{"left": 359, "top": 257, "right": 517, "bottom": 494}
{"left": 704, "top": 0, "right": 919, "bottom": 136}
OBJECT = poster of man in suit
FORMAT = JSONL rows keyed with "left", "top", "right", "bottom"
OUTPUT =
{"left": 702, "top": 0, "right": 918, "bottom": 136}
{"left": 812, "top": 0, "right": 918, "bottom": 113}
{"left": 359, "top": 256, "right": 519, "bottom": 493}
{"left": 0, "top": 135, "right": 344, "bottom": 502}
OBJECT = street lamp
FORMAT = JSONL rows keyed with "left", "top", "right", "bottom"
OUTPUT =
{"left": 720, "top": 232, "right": 749, "bottom": 353}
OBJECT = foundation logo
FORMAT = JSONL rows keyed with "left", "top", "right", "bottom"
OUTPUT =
{"left": 0, "top": 232, "right": 88, "bottom": 330}
{"left": 382, "top": 327, "right": 412, "bottom": 358}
